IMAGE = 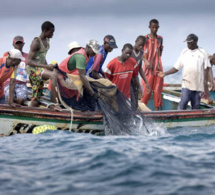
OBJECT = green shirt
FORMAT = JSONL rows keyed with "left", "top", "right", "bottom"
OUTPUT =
{"left": 67, "top": 54, "right": 86, "bottom": 71}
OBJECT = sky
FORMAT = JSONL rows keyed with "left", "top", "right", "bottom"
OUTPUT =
{"left": 1, "top": 0, "right": 215, "bottom": 83}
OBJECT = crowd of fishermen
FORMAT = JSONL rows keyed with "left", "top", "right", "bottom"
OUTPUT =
{"left": 0, "top": 19, "right": 214, "bottom": 112}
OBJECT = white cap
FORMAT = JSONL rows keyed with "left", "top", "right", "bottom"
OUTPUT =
{"left": 68, "top": 41, "right": 81, "bottom": 54}
{"left": 87, "top": 39, "right": 100, "bottom": 54}
{"left": 8, "top": 49, "right": 25, "bottom": 61}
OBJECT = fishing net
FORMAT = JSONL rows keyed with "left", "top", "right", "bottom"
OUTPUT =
{"left": 56, "top": 70, "right": 151, "bottom": 135}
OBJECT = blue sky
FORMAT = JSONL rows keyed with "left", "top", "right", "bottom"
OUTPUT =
{"left": 1, "top": 0, "right": 215, "bottom": 83}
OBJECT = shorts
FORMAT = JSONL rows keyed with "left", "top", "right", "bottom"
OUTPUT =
{"left": 27, "top": 66, "right": 44, "bottom": 101}
{"left": 4, "top": 83, "right": 28, "bottom": 100}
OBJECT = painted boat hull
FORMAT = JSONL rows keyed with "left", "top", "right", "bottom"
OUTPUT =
{"left": 0, "top": 104, "right": 215, "bottom": 136}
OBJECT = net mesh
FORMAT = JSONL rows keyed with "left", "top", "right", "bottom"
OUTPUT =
{"left": 56, "top": 71, "right": 152, "bottom": 135}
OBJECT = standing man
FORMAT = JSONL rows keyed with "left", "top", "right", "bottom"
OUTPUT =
{"left": 131, "top": 35, "right": 150, "bottom": 110}
{"left": 141, "top": 19, "right": 164, "bottom": 110}
{"left": 4, "top": 36, "right": 28, "bottom": 105}
{"left": 105, "top": 43, "right": 139, "bottom": 99}
{"left": 0, "top": 49, "right": 24, "bottom": 106}
{"left": 57, "top": 40, "right": 100, "bottom": 111}
{"left": 27, "top": 21, "right": 61, "bottom": 111}
{"left": 86, "top": 35, "right": 117, "bottom": 79}
{"left": 158, "top": 34, "right": 213, "bottom": 110}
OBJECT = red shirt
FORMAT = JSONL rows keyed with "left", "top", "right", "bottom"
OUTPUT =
{"left": 105, "top": 57, "right": 138, "bottom": 98}
{"left": 0, "top": 57, "right": 15, "bottom": 97}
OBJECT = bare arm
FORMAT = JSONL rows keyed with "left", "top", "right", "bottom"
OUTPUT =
{"left": 78, "top": 69, "right": 94, "bottom": 95}
{"left": 8, "top": 78, "right": 20, "bottom": 107}
{"left": 158, "top": 67, "right": 178, "bottom": 78}
{"left": 207, "top": 67, "right": 214, "bottom": 91}
{"left": 204, "top": 69, "right": 213, "bottom": 104}
{"left": 100, "top": 69, "right": 107, "bottom": 78}
{"left": 92, "top": 70, "right": 101, "bottom": 79}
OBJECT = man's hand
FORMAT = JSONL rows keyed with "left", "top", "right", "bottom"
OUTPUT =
{"left": 46, "top": 64, "right": 56, "bottom": 71}
{"left": 146, "top": 84, "right": 151, "bottom": 94}
{"left": 207, "top": 97, "right": 214, "bottom": 105}
{"left": 145, "top": 61, "right": 152, "bottom": 69}
{"left": 157, "top": 71, "right": 165, "bottom": 78}
{"left": 9, "top": 102, "right": 21, "bottom": 108}
{"left": 138, "top": 88, "right": 143, "bottom": 99}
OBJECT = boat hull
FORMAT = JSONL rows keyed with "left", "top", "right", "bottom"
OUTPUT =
{"left": 0, "top": 105, "right": 215, "bottom": 136}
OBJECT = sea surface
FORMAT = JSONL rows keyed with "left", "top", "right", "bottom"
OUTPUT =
{"left": 1, "top": 125, "right": 215, "bottom": 195}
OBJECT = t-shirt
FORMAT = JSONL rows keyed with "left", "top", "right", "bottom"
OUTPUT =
{"left": 0, "top": 57, "right": 15, "bottom": 97}
{"left": 67, "top": 54, "right": 86, "bottom": 71}
{"left": 105, "top": 57, "right": 138, "bottom": 98}
{"left": 131, "top": 49, "right": 144, "bottom": 76}
{"left": 86, "top": 45, "right": 108, "bottom": 78}
{"left": 3, "top": 52, "right": 28, "bottom": 86}
{"left": 174, "top": 47, "right": 211, "bottom": 92}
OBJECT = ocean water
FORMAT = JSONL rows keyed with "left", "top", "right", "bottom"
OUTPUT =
{"left": 1, "top": 125, "right": 215, "bottom": 195}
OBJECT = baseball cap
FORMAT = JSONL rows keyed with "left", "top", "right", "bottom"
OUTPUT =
{"left": 8, "top": 49, "right": 25, "bottom": 61}
{"left": 87, "top": 39, "right": 100, "bottom": 54}
{"left": 104, "top": 35, "right": 118, "bottom": 49}
{"left": 13, "top": 36, "right": 24, "bottom": 44}
{"left": 184, "top": 34, "right": 198, "bottom": 43}
{"left": 68, "top": 41, "right": 81, "bottom": 54}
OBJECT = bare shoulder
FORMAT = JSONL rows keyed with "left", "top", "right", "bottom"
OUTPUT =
{"left": 30, "top": 37, "right": 40, "bottom": 52}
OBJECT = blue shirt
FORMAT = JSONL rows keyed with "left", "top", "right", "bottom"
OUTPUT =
{"left": 85, "top": 45, "right": 108, "bottom": 78}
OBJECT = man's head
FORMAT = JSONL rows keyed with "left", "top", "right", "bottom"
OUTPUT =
{"left": 13, "top": 36, "right": 25, "bottom": 52}
{"left": 149, "top": 19, "right": 159, "bottom": 35}
{"left": 68, "top": 41, "right": 81, "bottom": 55}
{"left": 184, "top": 34, "right": 198, "bottom": 50}
{"left": 134, "top": 36, "right": 146, "bottom": 51}
{"left": 41, "top": 21, "right": 55, "bottom": 38}
{"left": 7, "top": 49, "right": 25, "bottom": 67}
{"left": 121, "top": 43, "right": 133, "bottom": 62}
{"left": 86, "top": 39, "right": 100, "bottom": 57}
{"left": 103, "top": 35, "right": 118, "bottom": 52}
{"left": 211, "top": 53, "right": 215, "bottom": 65}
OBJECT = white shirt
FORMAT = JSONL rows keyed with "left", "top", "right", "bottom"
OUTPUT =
{"left": 174, "top": 47, "right": 211, "bottom": 91}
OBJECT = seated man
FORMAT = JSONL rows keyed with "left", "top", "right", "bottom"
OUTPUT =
{"left": 57, "top": 39, "right": 100, "bottom": 111}
{"left": 86, "top": 35, "right": 117, "bottom": 79}
{"left": 104, "top": 43, "right": 139, "bottom": 99}
{"left": 0, "top": 49, "right": 24, "bottom": 107}
{"left": 3, "top": 36, "right": 28, "bottom": 105}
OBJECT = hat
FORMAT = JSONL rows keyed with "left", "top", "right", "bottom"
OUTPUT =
{"left": 68, "top": 41, "right": 81, "bottom": 54}
{"left": 104, "top": 35, "right": 118, "bottom": 49}
{"left": 8, "top": 49, "right": 25, "bottom": 61}
{"left": 87, "top": 39, "right": 100, "bottom": 54}
{"left": 184, "top": 34, "right": 198, "bottom": 43}
{"left": 13, "top": 36, "right": 24, "bottom": 44}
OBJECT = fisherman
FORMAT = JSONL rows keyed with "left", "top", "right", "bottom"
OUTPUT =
{"left": 158, "top": 33, "right": 213, "bottom": 110}
{"left": 105, "top": 43, "right": 139, "bottom": 99}
{"left": 86, "top": 35, "right": 117, "bottom": 79}
{"left": 27, "top": 21, "right": 61, "bottom": 111}
{"left": 0, "top": 49, "right": 24, "bottom": 106}
{"left": 130, "top": 35, "right": 151, "bottom": 110}
{"left": 57, "top": 40, "right": 100, "bottom": 111}
{"left": 3, "top": 36, "right": 28, "bottom": 105}
{"left": 141, "top": 19, "right": 164, "bottom": 111}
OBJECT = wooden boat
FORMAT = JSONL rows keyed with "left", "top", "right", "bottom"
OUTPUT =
{"left": 0, "top": 83, "right": 214, "bottom": 137}
{"left": 0, "top": 102, "right": 215, "bottom": 137}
